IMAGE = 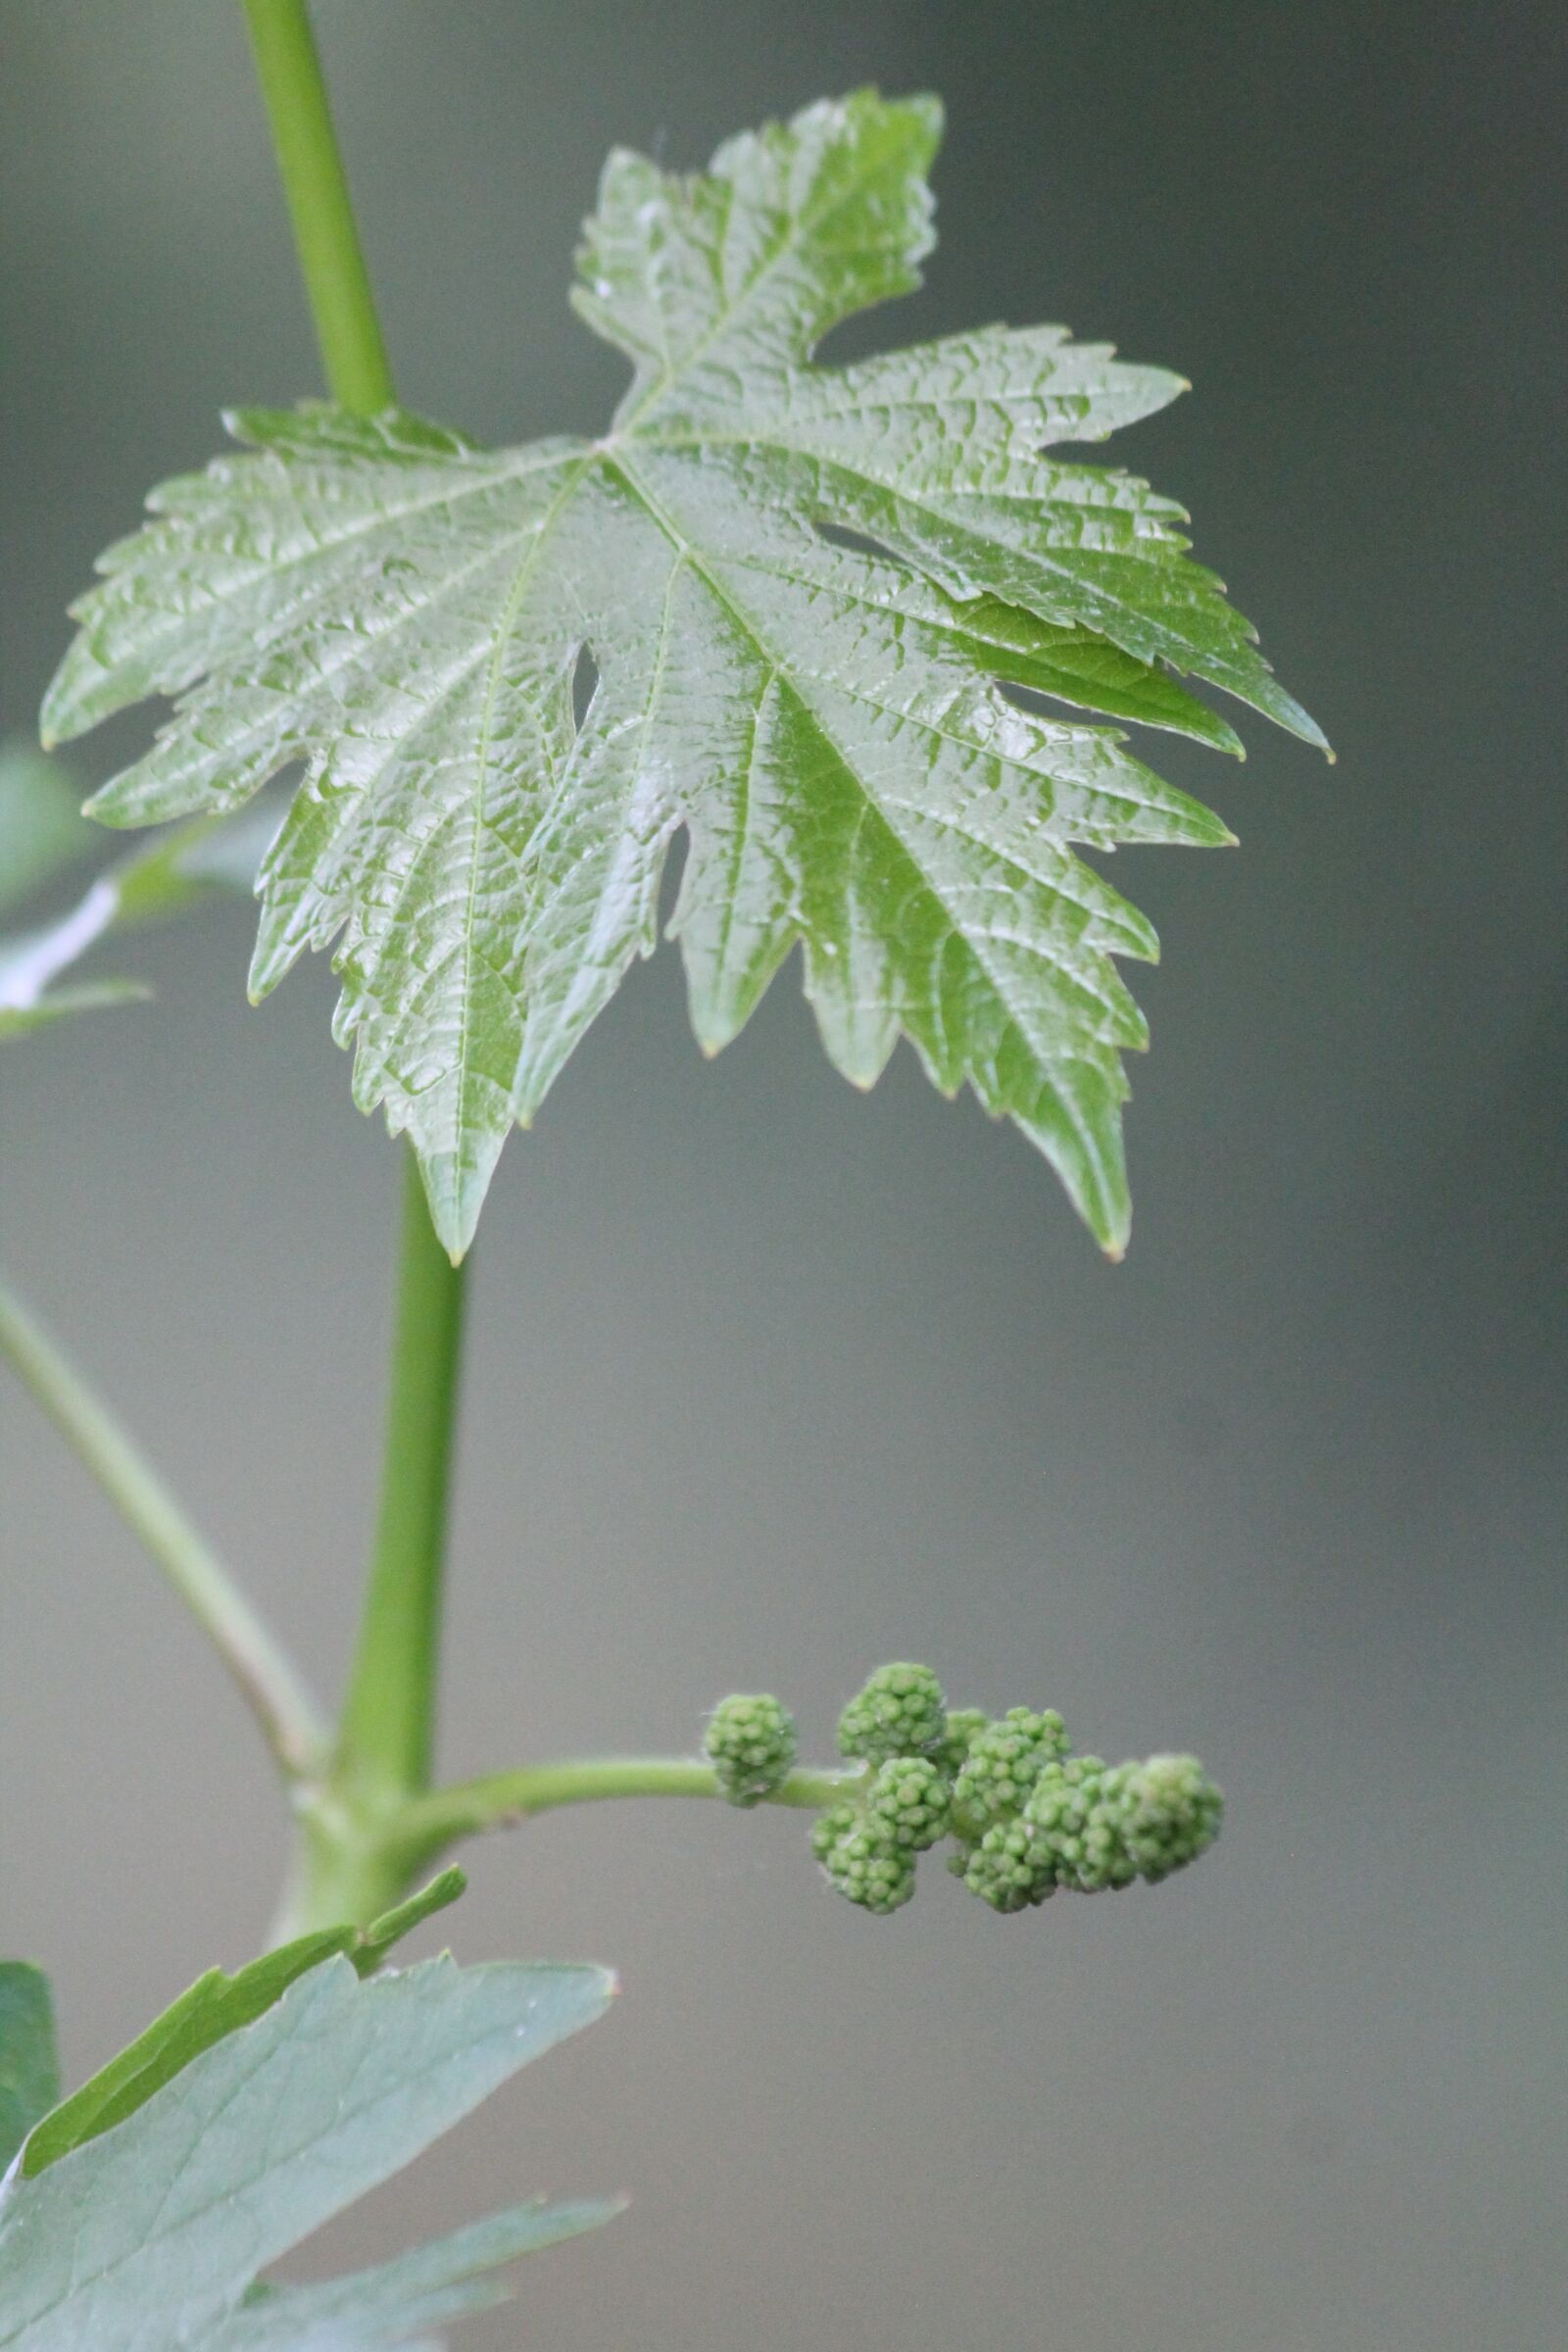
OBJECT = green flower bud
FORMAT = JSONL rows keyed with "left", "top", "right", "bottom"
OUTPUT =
{"left": 865, "top": 1755, "right": 952, "bottom": 1853}
{"left": 810, "top": 1798, "right": 860, "bottom": 1863}
{"left": 1024, "top": 1756, "right": 1132, "bottom": 1891}
{"left": 952, "top": 1706, "right": 1069, "bottom": 1835}
{"left": 1118, "top": 1753, "right": 1223, "bottom": 1882}
{"left": 836, "top": 1663, "right": 947, "bottom": 1764}
{"left": 818, "top": 1817, "right": 916, "bottom": 1914}
{"left": 705, "top": 1691, "right": 798, "bottom": 1806}
{"left": 936, "top": 1705, "right": 991, "bottom": 1775}
{"left": 961, "top": 1818, "right": 1055, "bottom": 1913}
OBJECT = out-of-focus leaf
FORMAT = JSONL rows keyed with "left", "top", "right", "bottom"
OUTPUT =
{"left": 0, "top": 1951, "right": 615, "bottom": 2349}
{"left": 0, "top": 979, "right": 151, "bottom": 1039}
{"left": 0, "top": 745, "right": 91, "bottom": 918}
{"left": 44, "top": 91, "right": 1324, "bottom": 1256}
{"left": 97, "top": 797, "right": 280, "bottom": 927}
{"left": 0, "top": 1968, "right": 59, "bottom": 2175}
{"left": 0, "top": 800, "right": 275, "bottom": 1039}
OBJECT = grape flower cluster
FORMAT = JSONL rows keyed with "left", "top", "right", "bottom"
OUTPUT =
{"left": 708, "top": 1665, "right": 1222, "bottom": 1917}
{"left": 705, "top": 1691, "right": 799, "bottom": 1806}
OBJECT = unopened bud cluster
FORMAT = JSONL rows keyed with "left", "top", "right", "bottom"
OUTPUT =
{"left": 822, "top": 1663, "right": 1220, "bottom": 1916}
{"left": 704, "top": 1663, "right": 1222, "bottom": 1917}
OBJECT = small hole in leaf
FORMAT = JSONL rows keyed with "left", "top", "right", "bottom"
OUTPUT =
{"left": 658, "top": 822, "right": 691, "bottom": 935}
{"left": 571, "top": 643, "right": 600, "bottom": 733}
{"left": 996, "top": 677, "right": 1059, "bottom": 720}
{"left": 811, "top": 515, "right": 907, "bottom": 570}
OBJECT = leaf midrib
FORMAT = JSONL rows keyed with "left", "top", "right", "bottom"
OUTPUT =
{"left": 448, "top": 457, "right": 595, "bottom": 1172}
{"left": 607, "top": 448, "right": 1135, "bottom": 1057}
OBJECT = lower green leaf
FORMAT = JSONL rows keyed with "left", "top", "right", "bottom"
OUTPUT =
{"left": 0, "top": 1951, "right": 615, "bottom": 2350}
{"left": 208, "top": 2199, "right": 624, "bottom": 2347}
{"left": 23, "top": 1867, "right": 469, "bottom": 2176}
{"left": 20, "top": 1927, "right": 355, "bottom": 2178}
{"left": 0, "top": 1967, "right": 59, "bottom": 2175}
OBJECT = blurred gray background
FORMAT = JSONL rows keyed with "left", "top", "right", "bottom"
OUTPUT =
{"left": 2, "top": 4, "right": 1564, "bottom": 2347}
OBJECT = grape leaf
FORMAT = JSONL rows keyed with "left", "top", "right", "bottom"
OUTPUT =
{"left": 18, "top": 1929, "right": 352, "bottom": 2180}
{"left": 0, "top": 976, "right": 150, "bottom": 1040}
{"left": 0, "top": 1951, "right": 615, "bottom": 2349}
{"left": 0, "top": 1968, "right": 59, "bottom": 2174}
{"left": 0, "top": 746, "right": 93, "bottom": 919}
{"left": 0, "top": 798, "right": 275, "bottom": 1039}
{"left": 350, "top": 1863, "right": 470, "bottom": 1976}
{"left": 204, "top": 2199, "right": 623, "bottom": 2349}
{"left": 18, "top": 1867, "right": 465, "bottom": 2179}
{"left": 43, "top": 89, "right": 1324, "bottom": 1258}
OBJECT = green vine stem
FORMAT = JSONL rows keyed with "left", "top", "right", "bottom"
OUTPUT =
{"left": 243, "top": 0, "right": 469, "bottom": 1929}
{"left": 242, "top": 0, "right": 394, "bottom": 414}
{"left": 0, "top": 1272, "right": 327, "bottom": 1781}
{"left": 334, "top": 1157, "right": 468, "bottom": 1811}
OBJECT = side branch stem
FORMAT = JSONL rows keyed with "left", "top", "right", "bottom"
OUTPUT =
{"left": 0, "top": 1273, "right": 326, "bottom": 1779}
{"left": 392, "top": 1759, "right": 861, "bottom": 1873}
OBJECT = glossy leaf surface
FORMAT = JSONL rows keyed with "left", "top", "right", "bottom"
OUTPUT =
{"left": 45, "top": 91, "right": 1322, "bottom": 1255}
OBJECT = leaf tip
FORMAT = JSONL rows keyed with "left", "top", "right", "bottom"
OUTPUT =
{"left": 38, "top": 668, "right": 91, "bottom": 755}
{"left": 1258, "top": 680, "right": 1332, "bottom": 759}
{"left": 414, "top": 1138, "right": 508, "bottom": 1265}
{"left": 906, "top": 87, "right": 946, "bottom": 142}
{"left": 80, "top": 780, "right": 136, "bottom": 832}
